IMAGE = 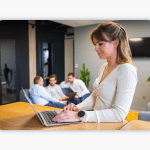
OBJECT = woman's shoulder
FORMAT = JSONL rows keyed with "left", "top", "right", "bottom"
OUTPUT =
{"left": 119, "top": 63, "right": 137, "bottom": 71}
{"left": 118, "top": 63, "right": 137, "bottom": 77}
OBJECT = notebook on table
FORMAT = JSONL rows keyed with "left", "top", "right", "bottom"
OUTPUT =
{"left": 22, "top": 88, "right": 82, "bottom": 127}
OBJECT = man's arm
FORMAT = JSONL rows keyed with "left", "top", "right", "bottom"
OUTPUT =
{"left": 38, "top": 86, "right": 64, "bottom": 104}
{"left": 77, "top": 80, "right": 89, "bottom": 98}
{"left": 60, "top": 80, "right": 69, "bottom": 88}
{"left": 58, "top": 85, "right": 67, "bottom": 97}
{"left": 57, "top": 85, "right": 69, "bottom": 101}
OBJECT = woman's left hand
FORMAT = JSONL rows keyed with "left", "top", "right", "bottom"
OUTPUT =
{"left": 52, "top": 111, "right": 80, "bottom": 122}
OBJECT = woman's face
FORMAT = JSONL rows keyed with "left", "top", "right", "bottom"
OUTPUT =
{"left": 93, "top": 37, "right": 118, "bottom": 60}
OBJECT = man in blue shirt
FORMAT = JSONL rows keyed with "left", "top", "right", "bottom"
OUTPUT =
{"left": 29, "top": 76, "right": 67, "bottom": 109}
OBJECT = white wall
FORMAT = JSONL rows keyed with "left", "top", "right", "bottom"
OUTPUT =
{"left": 64, "top": 36, "right": 74, "bottom": 79}
{"left": 74, "top": 20, "right": 150, "bottom": 111}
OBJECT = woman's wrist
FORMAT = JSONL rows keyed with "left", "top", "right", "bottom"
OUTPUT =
{"left": 77, "top": 111, "right": 86, "bottom": 121}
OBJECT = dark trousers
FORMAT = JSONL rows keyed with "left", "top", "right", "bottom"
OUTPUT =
{"left": 45, "top": 102, "right": 66, "bottom": 109}
{"left": 67, "top": 93, "right": 90, "bottom": 105}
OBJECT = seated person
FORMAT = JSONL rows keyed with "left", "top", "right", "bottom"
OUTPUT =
{"left": 60, "top": 72, "right": 90, "bottom": 105}
{"left": 29, "top": 76, "right": 67, "bottom": 109}
{"left": 47, "top": 74, "right": 69, "bottom": 101}
{"left": 47, "top": 74, "right": 77, "bottom": 105}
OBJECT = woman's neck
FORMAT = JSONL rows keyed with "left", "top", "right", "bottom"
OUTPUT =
{"left": 107, "top": 58, "right": 117, "bottom": 68}
{"left": 106, "top": 51, "right": 118, "bottom": 67}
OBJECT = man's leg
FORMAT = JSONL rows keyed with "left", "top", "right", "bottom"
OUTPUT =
{"left": 61, "top": 88, "right": 70, "bottom": 96}
{"left": 67, "top": 93, "right": 90, "bottom": 105}
{"left": 81, "top": 93, "right": 90, "bottom": 102}
{"left": 67, "top": 97, "right": 81, "bottom": 105}
{"left": 45, "top": 102, "right": 66, "bottom": 109}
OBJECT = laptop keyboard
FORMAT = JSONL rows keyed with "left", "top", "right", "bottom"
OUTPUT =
{"left": 40, "top": 111, "right": 57, "bottom": 124}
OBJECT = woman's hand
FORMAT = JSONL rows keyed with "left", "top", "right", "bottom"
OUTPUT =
{"left": 63, "top": 103, "right": 79, "bottom": 112}
{"left": 52, "top": 111, "right": 80, "bottom": 122}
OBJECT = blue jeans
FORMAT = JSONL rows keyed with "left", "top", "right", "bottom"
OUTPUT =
{"left": 67, "top": 93, "right": 90, "bottom": 105}
{"left": 81, "top": 93, "right": 90, "bottom": 101}
{"left": 45, "top": 102, "right": 66, "bottom": 109}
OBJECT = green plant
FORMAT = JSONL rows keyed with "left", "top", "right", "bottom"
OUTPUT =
{"left": 147, "top": 77, "right": 150, "bottom": 82}
{"left": 80, "top": 63, "right": 90, "bottom": 87}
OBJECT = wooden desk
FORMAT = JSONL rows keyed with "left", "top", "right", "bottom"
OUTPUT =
{"left": 120, "top": 120, "right": 150, "bottom": 130}
{"left": 0, "top": 102, "right": 128, "bottom": 130}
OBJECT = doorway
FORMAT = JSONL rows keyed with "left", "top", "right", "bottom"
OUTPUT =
{"left": 64, "top": 36, "right": 74, "bottom": 79}
{"left": 42, "top": 42, "right": 53, "bottom": 86}
{"left": 0, "top": 38, "right": 17, "bottom": 105}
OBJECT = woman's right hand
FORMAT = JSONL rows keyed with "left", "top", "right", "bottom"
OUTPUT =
{"left": 63, "top": 103, "right": 79, "bottom": 112}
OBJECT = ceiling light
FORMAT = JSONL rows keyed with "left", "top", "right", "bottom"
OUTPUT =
{"left": 129, "top": 38, "right": 143, "bottom": 41}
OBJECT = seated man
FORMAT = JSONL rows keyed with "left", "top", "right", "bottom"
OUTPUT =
{"left": 60, "top": 72, "right": 90, "bottom": 105}
{"left": 47, "top": 74, "right": 69, "bottom": 101}
{"left": 29, "top": 76, "right": 67, "bottom": 109}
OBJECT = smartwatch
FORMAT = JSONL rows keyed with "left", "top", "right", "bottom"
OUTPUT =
{"left": 78, "top": 111, "right": 85, "bottom": 121}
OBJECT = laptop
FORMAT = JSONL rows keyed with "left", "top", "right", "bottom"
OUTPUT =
{"left": 68, "top": 92, "right": 76, "bottom": 100}
{"left": 22, "top": 88, "right": 82, "bottom": 127}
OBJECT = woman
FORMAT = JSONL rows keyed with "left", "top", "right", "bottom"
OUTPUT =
{"left": 53, "top": 21, "right": 137, "bottom": 123}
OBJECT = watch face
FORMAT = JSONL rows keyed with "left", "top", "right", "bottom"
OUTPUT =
{"left": 78, "top": 111, "right": 85, "bottom": 117}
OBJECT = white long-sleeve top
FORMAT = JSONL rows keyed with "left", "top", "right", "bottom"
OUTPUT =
{"left": 77, "top": 63, "right": 137, "bottom": 123}
{"left": 60, "top": 79, "right": 90, "bottom": 97}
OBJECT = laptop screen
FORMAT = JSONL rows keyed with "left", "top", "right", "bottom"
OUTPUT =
{"left": 22, "top": 89, "right": 38, "bottom": 115}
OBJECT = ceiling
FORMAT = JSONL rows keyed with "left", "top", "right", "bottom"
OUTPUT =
{"left": 35, "top": 20, "right": 112, "bottom": 36}
{"left": 51, "top": 20, "right": 111, "bottom": 27}
{"left": 50, "top": 20, "right": 112, "bottom": 36}
{"left": 0, "top": 20, "right": 113, "bottom": 36}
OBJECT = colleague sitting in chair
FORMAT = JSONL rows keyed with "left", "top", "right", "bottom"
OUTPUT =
{"left": 47, "top": 74, "right": 69, "bottom": 101}
{"left": 29, "top": 76, "right": 67, "bottom": 109}
{"left": 60, "top": 72, "right": 90, "bottom": 105}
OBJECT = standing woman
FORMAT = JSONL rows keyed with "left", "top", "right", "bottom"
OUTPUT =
{"left": 53, "top": 22, "right": 137, "bottom": 123}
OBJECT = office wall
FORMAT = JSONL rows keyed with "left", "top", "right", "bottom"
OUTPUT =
{"left": 1, "top": 39, "right": 16, "bottom": 88}
{"left": 0, "top": 20, "right": 29, "bottom": 101}
{"left": 74, "top": 20, "right": 150, "bottom": 111}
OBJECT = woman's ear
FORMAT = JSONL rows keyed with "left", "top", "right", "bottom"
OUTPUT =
{"left": 113, "top": 39, "right": 119, "bottom": 48}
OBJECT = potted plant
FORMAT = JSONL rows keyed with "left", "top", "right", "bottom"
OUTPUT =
{"left": 80, "top": 63, "right": 90, "bottom": 88}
